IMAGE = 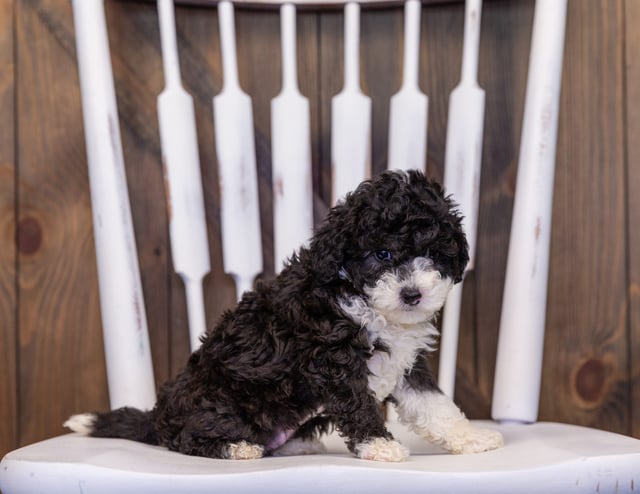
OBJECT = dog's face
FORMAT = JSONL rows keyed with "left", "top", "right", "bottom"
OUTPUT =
{"left": 310, "top": 170, "right": 468, "bottom": 326}
{"left": 344, "top": 255, "right": 453, "bottom": 325}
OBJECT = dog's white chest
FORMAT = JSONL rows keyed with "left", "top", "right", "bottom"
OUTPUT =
{"left": 339, "top": 295, "right": 439, "bottom": 401}
{"left": 366, "top": 331, "right": 428, "bottom": 401}
{"left": 367, "top": 351, "right": 404, "bottom": 401}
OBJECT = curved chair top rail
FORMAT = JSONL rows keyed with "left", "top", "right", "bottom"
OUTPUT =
{"left": 165, "top": 0, "right": 459, "bottom": 9}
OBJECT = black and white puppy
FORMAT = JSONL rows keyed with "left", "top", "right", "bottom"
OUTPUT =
{"left": 66, "top": 170, "right": 503, "bottom": 462}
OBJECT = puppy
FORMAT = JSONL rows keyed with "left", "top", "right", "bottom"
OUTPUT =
{"left": 65, "top": 170, "right": 503, "bottom": 461}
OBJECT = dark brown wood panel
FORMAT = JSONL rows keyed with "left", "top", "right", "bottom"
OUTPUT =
{"left": 295, "top": 13, "right": 323, "bottom": 223}
{"left": 540, "top": 0, "right": 629, "bottom": 434}
{"left": 0, "top": 0, "right": 17, "bottom": 459}
{"left": 362, "top": 8, "right": 401, "bottom": 174}
{"left": 15, "top": 0, "right": 109, "bottom": 446}
{"left": 625, "top": 0, "right": 640, "bottom": 439}
{"left": 317, "top": 10, "right": 341, "bottom": 210}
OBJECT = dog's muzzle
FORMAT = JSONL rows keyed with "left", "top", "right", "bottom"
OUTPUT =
{"left": 400, "top": 287, "right": 422, "bottom": 306}
{"left": 365, "top": 257, "right": 453, "bottom": 324}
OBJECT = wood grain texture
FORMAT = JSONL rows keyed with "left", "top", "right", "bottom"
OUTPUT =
{"left": 0, "top": 0, "right": 17, "bottom": 459}
{"left": 317, "top": 11, "right": 340, "bottom": 213}
{"left": 361, "top": 8, "right": 401, "bottom": 175}
{"left": 540, "top": 0, "right": 629, "bottom": 434}
{"left": 157, "top": 0, "right": 464, "bottom": 9}
{"left": 296, "top": 12, "right": 322, "bottom": 225}
{"left": 16, "top": 0, "right": 109, "bottom": 446}
{"left": 624, "top": 0, "right": 640, "bottom": 439}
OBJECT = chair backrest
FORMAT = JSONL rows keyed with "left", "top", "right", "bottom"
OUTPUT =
{"left": 71, "top": 0, "right": 566, "bottom": 426}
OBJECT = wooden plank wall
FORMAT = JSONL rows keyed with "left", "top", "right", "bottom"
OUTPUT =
{"left": 0, "top": 0, "right": 17, "bottom": 462}
{"left": 625, "top": 0, "right": 640, "bottom": 439}
{"left": 543, "top": 0, "right": 628, "bottom": 434}
{"left": 1, "top": 0, "right": 639, "bottom": 458}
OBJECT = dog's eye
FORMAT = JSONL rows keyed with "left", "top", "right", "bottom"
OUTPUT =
{"left": 374, "top": 250, "right": 392, "bottom": 262}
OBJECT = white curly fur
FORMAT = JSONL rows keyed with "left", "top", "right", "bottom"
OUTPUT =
{"left": 339, "top": 257, "right": 449, "bottom": 402}
{"left": 354, "top": 437, "right": 410, "bottom": 462}
{"left": 365, "top": 257, "right": 453, "bottom": 326}
{"left": 340, "top": 255, "right": 502, "bottom": 456}
{"left": 394, "top": 386, "right": 504, "bottom": 454}
{"left": 226, "top": 441, "right": 265, "bottom": 460}
{"left": 340, "top": 295, "right": 438, "bottom": 401}
{"left": 63, "top": 413, "right": 96, "bottom": 435}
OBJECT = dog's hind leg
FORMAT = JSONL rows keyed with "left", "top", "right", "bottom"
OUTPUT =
{"left": 165, "top": 413, "right": 266, "bottom": 460}
{"left": 169, "top": 432, "right": 265, "bottom": 460}
{"left": 225, "top": 441, "right": 265, "bottom": 459}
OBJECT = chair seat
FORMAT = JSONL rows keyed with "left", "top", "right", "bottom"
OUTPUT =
{"left": 2, "top": 420, "right": 639, "bottom": 494}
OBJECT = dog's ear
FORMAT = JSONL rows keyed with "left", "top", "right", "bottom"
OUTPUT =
{"left": 306, "top": 199, "right": 356, "bottom": 285}
{"left": 451, "top": 219, "right": 470, "bottom": 283}
{"left": 444, "top": 200, "right": 470, "bottom": 284}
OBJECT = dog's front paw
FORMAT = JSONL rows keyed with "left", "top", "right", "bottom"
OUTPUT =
{"left": 354, "top": 438, "right": 409, "bottom": 462}
{"left": 447, "top": 426, "right": 504, "bottom": 454}
{"left": 226, "top": 441, "right": 265, "bottom": 460}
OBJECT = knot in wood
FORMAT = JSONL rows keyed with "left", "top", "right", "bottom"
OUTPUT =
{"left": 17, "top": 216, "right": 43, "bottom": 255}
{"left": 574, "top": 357, "right": 606, "bottom": 406}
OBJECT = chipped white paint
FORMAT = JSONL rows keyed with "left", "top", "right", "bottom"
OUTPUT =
{"left": 271, "top": 3, "right": 314, "bottom": 273}
{"left": 492, "top": 0, "right": 568, "bottom": 424}
{"left": 157, "top": 0, "right": 211, "bottom": 350}
{"left": 331, "top": 2, "right": 371, "bottom": 205}
{"left": 439, "top": 0, "right": 485, "bottom": 399}
{"left": 71, "top": 0, "right": 156, "bottom": 410}
{"left": 214, "top": 0, "right": 263, "bottom": 300}
{"left": 387, "top": 0, "right": 427, "bottom": 173}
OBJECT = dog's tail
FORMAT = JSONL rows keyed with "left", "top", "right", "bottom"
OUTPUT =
{"left": 64, "top": 407, "right": 158, "bottom": 445}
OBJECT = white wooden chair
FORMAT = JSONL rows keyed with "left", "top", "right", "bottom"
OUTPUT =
{"left": 1, "top": 0, "right": 639, "bottom": 493}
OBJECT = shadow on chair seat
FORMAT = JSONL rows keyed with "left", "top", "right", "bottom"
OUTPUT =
{"left": 2, "top": 420, "right": 639, "bottom": 494}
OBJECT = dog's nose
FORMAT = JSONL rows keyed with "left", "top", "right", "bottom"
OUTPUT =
{"left": 401, "top": 287, "right": 422, "bottom": 306}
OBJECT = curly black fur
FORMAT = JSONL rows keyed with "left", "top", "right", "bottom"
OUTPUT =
{"left": 82, "top": 170, "right": 469, "bottom": 459}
